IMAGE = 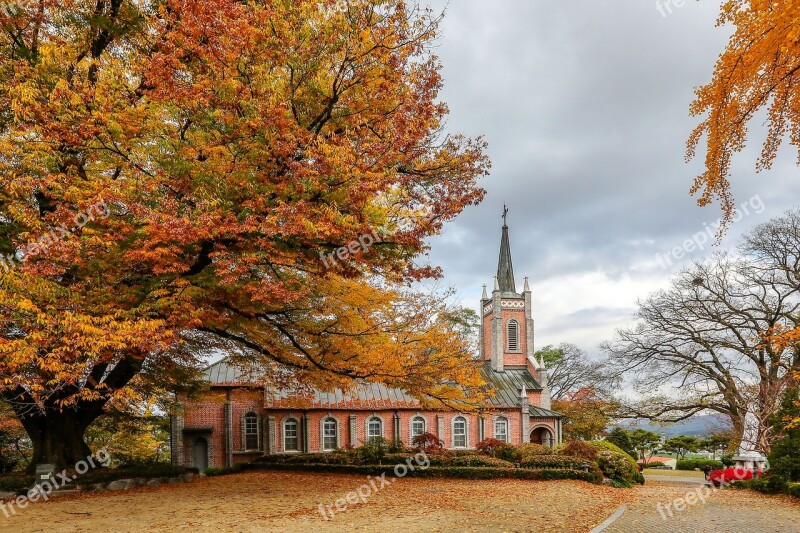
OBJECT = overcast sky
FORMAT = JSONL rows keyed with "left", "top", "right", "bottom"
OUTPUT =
{"left": 422, "top": 0, "right": 800, "bottom": 358}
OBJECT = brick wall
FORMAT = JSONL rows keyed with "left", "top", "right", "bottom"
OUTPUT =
{"left": 481, "top": 307, "right": 529, "bottom": 367}
{"left": 176, "top": 388, "right": 561, "bottom": 467}
{"left": 264, "top": 408, "right": 531, "bottom": 451}
{"left": 180, "top": 390, "right": 226, "bottom": 468}
{"left": 502, "top": 309, "right": 527, "bottom": 366}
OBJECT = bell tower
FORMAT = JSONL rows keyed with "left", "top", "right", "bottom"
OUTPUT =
{"left": 479, "top": 208, "right": 543, "bottom": 375}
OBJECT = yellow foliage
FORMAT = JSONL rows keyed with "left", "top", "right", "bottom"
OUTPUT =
{"left": 688, "top": 0, "right": 800, "bottom": 229}
{"left": 0, "top": 1, "right": 489, "bottom": 421}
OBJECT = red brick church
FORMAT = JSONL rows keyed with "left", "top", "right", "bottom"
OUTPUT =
{"left": 170, "top": 218, "right": 563, "bottom": 471}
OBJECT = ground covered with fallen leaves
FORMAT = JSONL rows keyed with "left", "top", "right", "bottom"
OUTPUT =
{"left": 606, "top": 479, "right": 800, "bottom": 532}
{"left": 1, "top": 471, "right": 632, "bottom": 532}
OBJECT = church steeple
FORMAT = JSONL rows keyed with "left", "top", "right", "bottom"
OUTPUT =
{"left": 497, "top": 205, "right": 516, "bottom": 293}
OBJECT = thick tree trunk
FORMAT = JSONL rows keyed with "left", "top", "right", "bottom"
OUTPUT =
{"left": 5, "top": 357, "right": 142, "bottom": 472}
{"left": 728, "top": 415, "right": 745, "bottom": 454}
{"left": 25, "top": 412, "right": 94, "bottom": 471}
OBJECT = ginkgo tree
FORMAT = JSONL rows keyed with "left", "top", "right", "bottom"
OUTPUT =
{"left": 687, "top": 0, "right": 800, "bottom": 227}
{"left": 0, "top": 0, "right": 490, "bottom": 468}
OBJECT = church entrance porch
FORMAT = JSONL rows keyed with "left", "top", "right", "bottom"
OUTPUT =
{"left": 530, "top": 426, "right": 554, "bottom": 447}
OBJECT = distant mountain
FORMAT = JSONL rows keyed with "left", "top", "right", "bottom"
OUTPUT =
{"left": 616, "top": 414, "right": 731, "bottom": 437}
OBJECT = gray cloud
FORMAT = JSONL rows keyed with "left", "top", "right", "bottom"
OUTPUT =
{"left": 422, "top": 0, "right": 800, "bottom": 352}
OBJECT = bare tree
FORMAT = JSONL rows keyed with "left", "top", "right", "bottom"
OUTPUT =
{"left": 538, "top": 343, "right": 619, "bottom": 401}
{"left": 602, "top": 210, "right": 800, "bottom": 453}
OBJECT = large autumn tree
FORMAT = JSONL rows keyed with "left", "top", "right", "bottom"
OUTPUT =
{"left": 0, "top": 0, "right": 489, "bottom": 468}
{"left": 687, "top": 0, "right": 800, "bottom": 226}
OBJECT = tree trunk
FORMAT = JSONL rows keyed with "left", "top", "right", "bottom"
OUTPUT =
{"left": 5, "top": 357, "right": 142, "bottom": 472}
{"left": 728, "top": 415, "right": 745, "bottom": 454}
{"left": 23, "top": 411, "right": 94, "bottom": 472}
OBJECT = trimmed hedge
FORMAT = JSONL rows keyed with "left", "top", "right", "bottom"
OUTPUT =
{"left": 738, "top": 475, "right": 789, "bottom": 495}
{"left": 0, "top": 473, "right": 30, "bottom": 494}
{"left": 258, "top": 451, "right": 477, "bottom": 468}
{"left": 518, "top": 455, "right": 589, "bottom": 470}
{"left": 555, "top": 440, "right": 597, "bottom": 461}
{"left": 266, "top": 452, "right": 353, "bottom": 465}
{"left": 676, "top": 459, "right": 723, "bottom": 471}
{"left": 379, "top": 452, "right": 433, "bottom": 466}
{"left": 247, "top": 462, "right": 602, "bottom": 483}
{"left": 514, "top": 443, "right": 554, "bottom": 459}
{"left": 205, "top": 464, "right": 245, "bottom": 477}
{"left": 450, "top": 455, "right": 515, "bottom": 468}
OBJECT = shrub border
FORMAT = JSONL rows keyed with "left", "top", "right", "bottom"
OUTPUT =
{"left": 240, "top": 462, "right": 602, "bottom": 483}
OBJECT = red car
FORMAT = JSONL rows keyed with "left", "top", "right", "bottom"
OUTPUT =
{"left": 708, "top": 467, "right": 757, "bottom": 487}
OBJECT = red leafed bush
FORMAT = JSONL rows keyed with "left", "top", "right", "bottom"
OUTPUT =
{"left": 558, "top": 440, "right": 598, "bottom": 461}
{"left": 412, "top": 432, "right": 444, "bottom": 452}
{"left": 708, "top": 467, "right": 754, "bottom": 487}
{"left": 476, "top": 438, "right": 508, "bottom": 457}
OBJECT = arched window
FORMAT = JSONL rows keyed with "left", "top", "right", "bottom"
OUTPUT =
{"left": 283, "top": 418, "right": 299, "bottom": 452}
{"left": 410, "top": 416, "right": 426, "bottom": 441}
{"left": 367, "top": 417, "right": 383, "bottom": 442}
{"left": 506, "top": 319, "right": 520, "bottom": 352}
{"left": 322, "top": 417, "right": 338, "bottom": 451}
{"left": 244, "top": 412, "right": 260, "bottom": 450}
{"left": 452, "top": 416, "right": 467, "bottom": 448}
{"left": 494, "top": 417, "right": 508, "bottom": 443}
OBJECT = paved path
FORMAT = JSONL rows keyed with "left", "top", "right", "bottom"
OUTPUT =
{"left": 605, "top": 480, "right": 800, "bottom": 533}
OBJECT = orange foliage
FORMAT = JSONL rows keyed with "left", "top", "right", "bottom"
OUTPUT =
{"left": 687, "top": 0, "right": 800, "bottom": 228}
{"left": 0, "top": 0, "right": 489, "bottom": 430}
{"left": 552, "top": 388, "right": 611, "bottom": 441}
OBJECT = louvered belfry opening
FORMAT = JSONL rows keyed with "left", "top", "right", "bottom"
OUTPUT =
{"left": 507, "top": 319, "right": 519, "bottom": 352}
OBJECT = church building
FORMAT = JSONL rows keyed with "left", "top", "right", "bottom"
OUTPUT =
{"left": 170, "top": 217, "right": 563, "bottom": 471}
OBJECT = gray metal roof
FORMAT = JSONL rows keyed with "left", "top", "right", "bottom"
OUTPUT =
{"left": 202, "top": 359, "right": 265, "bottom": 385}
{"left": 265, "top": 379, "right": 420, "bottom": 409}
{"left": 529, "top": 405, "right": 564, "bottom": 418}
{"left": 480, "top": 365, "right": 541, "bottom": 407}
{"left": 202, "top": 358, "right": 557, "bottom": 412}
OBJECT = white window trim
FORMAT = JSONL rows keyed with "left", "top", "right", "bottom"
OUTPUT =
{"left": 282, "top": 416, "right": 300, "bottom": 452}
{"left": 365, "top": 414, "right": 384, "bottom": 442}
{"left": 320, "top": 415, "right": 340, "bottom": 452}
{"left": 242, "top": 411, "right": 261, "bottom": 452}
{"left": 493, "top": 415, "right": 510, "bottom": 443}
{"left": 451, "top": 415, "right": 470, "bottom": 449}
{"left": 409, "top": 414, "right": 427, "bottom": 444}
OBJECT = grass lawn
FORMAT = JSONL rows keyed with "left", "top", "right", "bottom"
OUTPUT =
{"left": 2, "top": 471, "right": 633, "bottom": 532}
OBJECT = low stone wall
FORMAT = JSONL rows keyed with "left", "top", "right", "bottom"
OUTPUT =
{"left": 0, "top": 472, "right": 199, "bottom": 501}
